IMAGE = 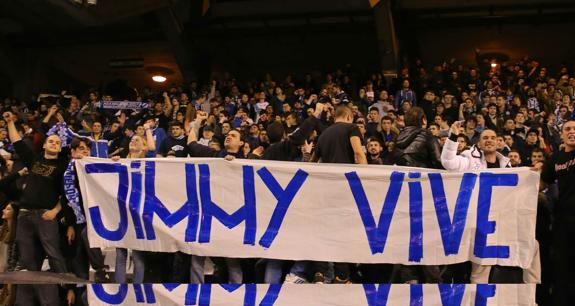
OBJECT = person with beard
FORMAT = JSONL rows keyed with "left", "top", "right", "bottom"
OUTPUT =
{"left": 366, "top": 137, "right": 384, "bottom": 165}
{"left": 442, "top": 121, "right": 539, "bottom": 284}
{"left": 508, "top": 150, "right": 523, "bottom": 167}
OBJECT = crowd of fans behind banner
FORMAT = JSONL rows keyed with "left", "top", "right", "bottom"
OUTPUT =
{"left": 0, "top": 53, "right": 573, "bottom": 305}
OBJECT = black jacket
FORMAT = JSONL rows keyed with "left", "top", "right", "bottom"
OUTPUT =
{"left": 395, "top": 126, "right": 442, "bottom": 169}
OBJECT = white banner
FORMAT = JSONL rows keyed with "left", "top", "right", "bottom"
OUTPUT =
{"left": 87, "top": 284, "right": 536, "bottom": 306}
{"left": 76, "top": 158, "right": 539, "bottom": 267}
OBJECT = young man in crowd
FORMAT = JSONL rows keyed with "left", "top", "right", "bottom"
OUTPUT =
{"left": 442, "top": 121, "right": 539, "bottom": 284}
{"left": 312, "top": 105, "right": 366, "bottom": 283}
{"left": 540, "top": 120, "right": 575, "bottom": 306}
{"left": 4, "top": 111, "right": 70, "bottom": 304}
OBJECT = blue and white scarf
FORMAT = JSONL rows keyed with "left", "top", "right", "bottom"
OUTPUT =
{"left": 63, "top": 160, "right": 86, "bottom": 224}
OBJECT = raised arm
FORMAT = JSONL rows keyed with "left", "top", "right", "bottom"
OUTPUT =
{"left": 441, "top": 122, "right": 471, "bottom": 171}
{"left": 3, "top": 112, "right": 21, "bottom": 144}
{"left": 163, "top": 92, "right": 173, "bottom": 118}
{"left": 143, "top": 122, "right": 156, "bottom": 152}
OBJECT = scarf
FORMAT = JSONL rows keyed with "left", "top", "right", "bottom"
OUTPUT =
{"left": 63, "top": 160, "right": 86, "bottom": 224}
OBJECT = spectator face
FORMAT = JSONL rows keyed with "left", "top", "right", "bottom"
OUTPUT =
{"left": 224, "top": 130, "right": 244, "bottom": 152}
{"left": 531, "top": 151, "right": 544, "bottom": 165}
{"left": 429, "top": 125, "right": 439, "bottom": 137}
{"left": 402, "top": 80, "right": 410, "bottom": 89}
{"left": 283, "top": 103, "right": 291, "bottom": 113}
{"left": 508, "top": 152, "right": 522, "bottom": 167}
{"left": 249, "top": 125, "right": 259, "bottom": 135}
{"left": 259, "top": 131, "right": 269, "bottom": 143}
{"left": 136, "top": 126, "right": 145, "bottom": 137}
{"left": 504, "top": 135, "right": 514, "bottom": 147}
{"left": 478, "top": 130, "right": 497, "bottom": 153}
{"left": 504, "top": 119, "right": 515, "bottom": 131}
{"left": 92, "top": 122, "right": 102, "bottom": 134}
{"left": 0, "top": 130, "right": 6, "bottom": 141}
{"left": 356, "top": 123, "right": 366, "bottom": 135}
{"left": 42, "top": 135, "right": 61, "bottom": 156}
{"left": 171, "top": 126, "right": 184, "bottom": 138}
{"left": 497, "top": 136, "right": 505, "bottom": 150}
{"left": 72, "top": 141, "right": 90, "bottom": 159}
{"left": 457, "top": 137, "right": 467, "bottom": 152}
{"left": 424, "top": 92, "right": 435, "bottom": 101}
{"left": 515, "top": 113, "right": 525, "bottom": 125}
{"left": 369, "top": 109, "right": 379, "bottom": 122}
{"left": 434, "top": 116, "right": 444, "bottom": 126}
{"left": 223, "top": 123, "right": 233, "bottom": 136}
{"left": 367, "top": 140, "right": 383, "bottom": 155}
{"left": 488, "top": 105, "right": 498, "bottom": 116}
{"left": 377, "top": 91, "right": 388, "bottom": 101}
{"left": 526, "top": 132, "right": 538, "bottom": 145}
{"left": 561, "top": 121, "right": 575, "bottom": 149}
{"left": 2, "top": 204, "right": 13, "bottom": 220}
{"left": 381, "top": 119, "right": 392, "bottom": 132}
{"left": 176, "top": 112, "right": 184, "bottom": 122}
{"left": 496, "top": 96, "right": 506, "bottom": 107}
{"left": 129, "top": 135, "right": 145, "bottom": 153}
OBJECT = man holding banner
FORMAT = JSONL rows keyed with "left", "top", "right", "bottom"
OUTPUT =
{"left": 442, "top": 120, "right": 537, "bottom": 284}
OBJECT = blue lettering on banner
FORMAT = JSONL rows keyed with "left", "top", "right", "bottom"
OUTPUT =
{"left": 86, "top": 163, "right": 129, "bottom": 241}
{"left": 257, "top": 167, "right": 309, "bottom": 248}
{"left": 408, "top": 172, "right": 423, "bottom": 262}
{"left": 345, "top": 171, "right": 405, "bottom": 254}
{"left": 198, "top": 164, "right": 257, "bottom": 245}
{"left": 363, "top": 284, "right": 391, "bottom": 306}
{"left": 474, "top": 173, "right": 517, "bottom": 259}
{"left": 438, "top": 284, "right": 465, "bottom": 306}
{"left": 129, "top": 161, "right": 145, "bottom": 239}
{"left": 142, "top": 162, "right": 200, "bottom": 242}
{"left": 474, "top": 284, "right": 496, "bottom": 306}
{"left": 428, "top": 173, "right": 478, "bottom": 256}
{"left": 260, "top": 285, "right": 281, "bottom": 306}
{"left": 410, "top": 284, "right": 423, "bottom": 306}
{"left": 92, "top": 284, "right": 128, "bottom": 305}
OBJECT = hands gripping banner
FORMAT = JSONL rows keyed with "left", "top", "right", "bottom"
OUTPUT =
{"left": 88, "top": 284, "right": 536, "bottom": 306}
{"left": 76, "top": 158, "right": 539, "bottom": 268}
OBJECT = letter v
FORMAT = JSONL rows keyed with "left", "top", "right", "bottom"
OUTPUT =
{"left": 345, "top": 171, "right": 404, "bottom": 254}
{"left": 428, "top": 173, "right": 477, "bottom": 256}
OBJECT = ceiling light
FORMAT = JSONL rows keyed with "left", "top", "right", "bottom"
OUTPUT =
{"left": 152, "top": 76, "right": 167, "bottom": 83}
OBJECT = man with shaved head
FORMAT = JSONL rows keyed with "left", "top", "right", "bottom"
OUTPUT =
{"left": 4, "top": 111, "right": 69, "bottom": 305}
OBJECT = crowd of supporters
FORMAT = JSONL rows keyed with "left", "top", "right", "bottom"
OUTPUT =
{"left": 0, "top": 54, "right": 573, "bottom": 305}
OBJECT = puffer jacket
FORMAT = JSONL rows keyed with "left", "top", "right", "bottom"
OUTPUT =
{"left": 441, "top": 138, "right": 510, "bottom": 171}
{"left": 395, "top": 126, "right": 442, "bottom": 169}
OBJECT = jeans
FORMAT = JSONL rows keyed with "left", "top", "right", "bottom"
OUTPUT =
{"left": 264, "top": 259, "right": 284, "bottom": 284}
{"left": 16, "top": 209, "right": 67, "bottom": 273}
{"left": 15, "top": 284, "right": 59, "bottom": 306}
{"left": 71, "top": 225, "right": 106, "bottom": 280}
{"left": 115, "top": 248, "right": 145, "bottom": 283}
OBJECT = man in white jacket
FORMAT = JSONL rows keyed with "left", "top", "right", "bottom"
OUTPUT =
{"left": 441, "top": 121, "right": 540, "bottom": 284}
